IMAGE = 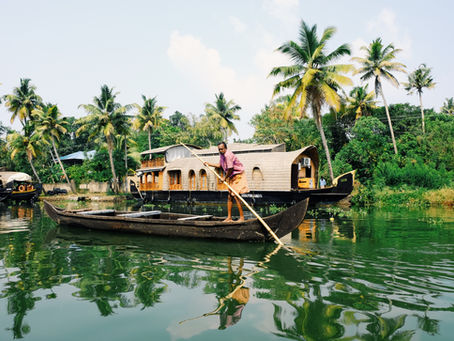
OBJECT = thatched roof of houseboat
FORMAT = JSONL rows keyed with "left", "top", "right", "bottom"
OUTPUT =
{"left": 196, "top": 143, "right": 286, "bottom": 156}
{"left": 0, "top": 171, "right": 33, "bottom": 184}
{"left": 140, "top": 144, "right": 200, "bottom": 156}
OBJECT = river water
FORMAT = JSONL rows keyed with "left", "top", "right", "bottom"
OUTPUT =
{"left": 0, "top": 201, "right": 453, "bottom": 340}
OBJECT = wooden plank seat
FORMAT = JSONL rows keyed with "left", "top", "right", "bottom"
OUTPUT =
{"left": 177, "top": 215, "right": 213, "bottom": 221}
{"left": 79, "top": 209, "right": 115, "bottom": 215}
{"left": 117, "top": 210, "right": 161, "bottom": 218}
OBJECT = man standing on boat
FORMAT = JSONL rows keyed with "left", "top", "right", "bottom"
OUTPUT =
{"left": 204, "top": 142, "right": 249, "bottom": 222}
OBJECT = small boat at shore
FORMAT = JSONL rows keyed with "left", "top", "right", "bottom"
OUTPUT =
{"left": 0, "top": 188, "right": 12, "bottom": 202}
{"left": 43, "top": 198, "right": 309, "bottom": 242}
{"left": 0, "top": 172, "right": 42, "bottom": 203}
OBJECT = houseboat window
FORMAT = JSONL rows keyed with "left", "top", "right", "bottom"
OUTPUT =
{"left": 168, "top": 170, "right": 182, "bottom": 190}
{"left": 200, "top": 169, "right": 207, "bottom": 190}
{"left": 216, "top": 168, "right": 226, "bottom": 184}
{"left": 146, "top": 173, "right": 153, "bottom": 184}
{"left": 153, "top": 172, "right": 159, "bottom": 185}
{"left": 252, "top": 167, "right": 263, "bottom": 190}
{"left": 189, "top": 170, "right": 196, "bottom": 190}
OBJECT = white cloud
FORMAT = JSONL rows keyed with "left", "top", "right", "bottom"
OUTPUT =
{"left": 167, "top": 31, "right": 280, "bottom": 138}
{"left": 367, "top": 8, "right": 412, "bottom": 59}
{"left": 263, "top": 0, "right": 300, "bottom": 25}
{"left": 229, "top": 16, "right": 247, "bottom": 33}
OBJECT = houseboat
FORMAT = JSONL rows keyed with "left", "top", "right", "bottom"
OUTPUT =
{"left": 129, "top": 143, "right": 354, "bottom": 205}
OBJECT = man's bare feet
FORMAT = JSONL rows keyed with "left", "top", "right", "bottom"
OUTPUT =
{"left": 223, "top": 218, "right": 233, "bottom": 222}
{"left": 237, "top": 217, "right": 245, "bottom": 222}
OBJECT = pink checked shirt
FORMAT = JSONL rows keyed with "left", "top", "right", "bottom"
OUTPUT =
{"left": 220, "top": 150, "right": 244, "bottom": 178}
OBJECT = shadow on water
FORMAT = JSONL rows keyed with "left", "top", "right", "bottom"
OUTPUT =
{"left": 0, "top": 202, "right": 453, "bottom": 339}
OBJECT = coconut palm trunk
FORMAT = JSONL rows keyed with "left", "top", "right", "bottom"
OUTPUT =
{"left": 124, "top": 137, "right": 128, "bottom": 170}
{"left": 315, "top": 114, "right": 334, "bottom": 183}
{"left": 148, "top": 127, "right": 152, "bottom": 159}
{"left": 106, "top": 135, "right": 119, "bottom": 193}
{"left": 28, "top": 156, "right": 41, "bottom": 183}
{"left": 418, "top": 92, "right": 425, "bottom": 134}
{"left": 379, "top": 79, "right": 398, "bottom": 155}
{"left": 51, "top": 137, "right": 75, "bottom": 193}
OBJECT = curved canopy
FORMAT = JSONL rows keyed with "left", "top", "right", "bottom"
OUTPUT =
{"left": 0, "top": 172, "right": 33, "bottom": 184}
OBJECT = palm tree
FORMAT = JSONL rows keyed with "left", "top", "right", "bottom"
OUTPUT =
{"left": 3, "top": 79, "right": 42, "bottom": 128}
{"left": 32, "top": 104, "right": 75, "bottom": 192}
{"left": 403, "top": 64, "right": 435, "bottom": 134}
{"left": 269, "top": 20, "right": 353, "bottom": 183}
{"left": 352, "top": 38, "right": 406, "bottom": 154}
{"left": 115, "top": 114, "right": 136, "bottom": 190}
{"left": 7, "top": 126, "right": 42, "bottom": 182}
{"left": 77, "top": 85, "right": 134, "bottom": 194}
{"left": 133, "top": 96, "right": 164, "bottom": 154}
{"left": 440, "top": 98, "right": 454, "bottom": 115}
{"left": 205, "top": 92, "right": 241, "bottom": 141}
{"left": 344, "top": 85, "right": 377, "bottom": 121}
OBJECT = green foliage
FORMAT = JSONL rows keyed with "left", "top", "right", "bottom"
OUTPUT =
{"left": 169, "top": 111, "right": 189, "bottom": 130}
{"left": 57, "top": 117, "right": 97, "bottom": 156}
{"left": 440, "top": 98, "right": 454, "bottom": 115}
{"left": 424, "top": 115, "right": 454, "bottom": 169}
{"left": 374, "top": 160, "right": 451, "bottom": 189}
{"left": 334, "top": 116, "right": 392, "bottom": 181}
{"left": 372, "top": 103, "right": 435, "bottom": 136}
{"left": 373, "top": 186, "right": 430, "bottom": 207}
{"left": 350, "top": 184, "right": 376, "bottom": 207}
{"left": 65, "top": 148, "right": 139, "bottom": 185}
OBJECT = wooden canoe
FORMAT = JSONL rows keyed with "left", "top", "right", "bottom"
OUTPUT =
{"left": 43, "top": 199, "right": 309, "bottom": 242}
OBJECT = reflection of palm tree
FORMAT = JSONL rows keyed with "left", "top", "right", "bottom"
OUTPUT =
{"left": 272, "top": 286, "right": 345, "bottom": 340}
{"left": 362, "top": 314, "right": 414, "bottom": 341}
{"left": 415, "top": 313, "right": 439, "bottom": 336}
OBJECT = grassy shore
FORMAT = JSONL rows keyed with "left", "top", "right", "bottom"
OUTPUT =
{"left": 39, "top": 193, "right": 130, "bottom": 202}
{"left": 352, "top": 185, "right": 454, "bottom": 208}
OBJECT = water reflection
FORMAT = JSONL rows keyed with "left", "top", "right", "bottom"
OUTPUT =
{"left": 0, "top": 203, "right": 453, "bottom": 340}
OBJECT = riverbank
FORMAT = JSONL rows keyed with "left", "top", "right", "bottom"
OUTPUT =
{"left": 39, "top": 193, "right": 131, "bottom": 202}
{"left": 38, "top": 186, "right": 454, "bottom": 209}
{"left": 351, "top": 185, "right": 454, "bottom": 208}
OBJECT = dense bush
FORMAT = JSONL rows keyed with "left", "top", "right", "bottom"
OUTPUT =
{"left": 374, "top": 160, "right": 452, "bottom": 188}
{"left": 333, "top": 116, "right": 392, "bottom": 181}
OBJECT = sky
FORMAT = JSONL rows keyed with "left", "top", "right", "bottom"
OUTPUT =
{"left": 1, "top": 0, "right": 453, "bottom": 140}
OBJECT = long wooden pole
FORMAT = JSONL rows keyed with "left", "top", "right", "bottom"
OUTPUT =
{"left": 181, "top": 143, "right": 284, "bottom": 245}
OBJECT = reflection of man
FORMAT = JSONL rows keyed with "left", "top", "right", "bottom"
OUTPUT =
{"left": 219, "top": 287, "right": 250, "bottom": 329}
{"left": 204, "top": 142, "right": 249, "bottom": 222}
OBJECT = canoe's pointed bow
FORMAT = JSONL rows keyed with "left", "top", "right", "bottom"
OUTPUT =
{"left": 264, "top": 198, "right": 309, "bottom": 240}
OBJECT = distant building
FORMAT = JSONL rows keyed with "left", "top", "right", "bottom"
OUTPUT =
{"left": 60, "top": 150, "right": 96, "bottom": 165}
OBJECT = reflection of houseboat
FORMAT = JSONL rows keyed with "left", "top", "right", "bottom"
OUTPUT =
{"left": 0, "top": 172, "right": 42, "bottom": 203}
{"left": 130, "top": 143, "right": 354, "bottom": 205}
